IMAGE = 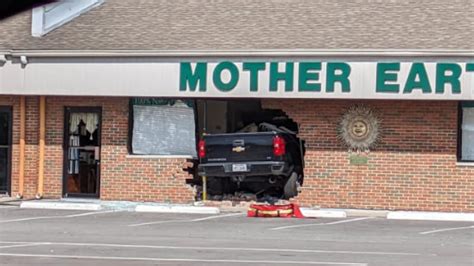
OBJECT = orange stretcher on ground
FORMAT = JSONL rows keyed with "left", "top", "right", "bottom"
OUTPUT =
{"left": 247, "top": 203, "right": 305, "bottom": 218}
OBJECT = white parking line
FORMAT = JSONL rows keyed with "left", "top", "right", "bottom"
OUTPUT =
{"left": 269, "top": 222, "right": 326, "bottom": 231}
{"left": 270, "top": 217, "right": 373, "bottom": 231}
{"left": 0, "top": 241, "right": 423, "bottom": 256}
{"left": 0, "top": 243, "right": 45, "bottom": 249}
{"left": 65, "top": 210, "right": 122, "bottom": 218}
{"left": 0, "top": 253, "right": 368, "bottom": 265}
{"left": 419, "top": 225, "right": 474, "bottom": 235}
{"left": 0, "top": 210, "right": 118, "bottom": 223}
{"left": 324, "top": 217, "right": 374, "bottom": 225}
{"left": 128, "top": 219, "right": 187, "bottom": 227}
{"left": 191, "top": 213, "right": 244, "bottom": 222}
{"left": 128, "top": 212, "right": 244, "bottom": 226}
{"left": 0, "top": 216, "right": 54, "bottom": 223}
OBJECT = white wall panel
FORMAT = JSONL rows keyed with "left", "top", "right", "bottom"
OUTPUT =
{"left": 0, "top": 57, "right": 472, "bottom": 100}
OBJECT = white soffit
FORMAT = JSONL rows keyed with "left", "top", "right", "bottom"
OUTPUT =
{"left": 32, "top": 0, "right": 104, "bottom": 37}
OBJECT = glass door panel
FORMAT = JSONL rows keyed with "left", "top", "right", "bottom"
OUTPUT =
{"left": 63, "top": 108, "right": 101, "bottom": 198}
{"left": 0, "top": 108, "right": 12, "bottom": 195}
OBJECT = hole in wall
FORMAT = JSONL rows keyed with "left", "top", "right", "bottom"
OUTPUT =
{"left": 187, "top": 99, "right": 305, "bottom": 203}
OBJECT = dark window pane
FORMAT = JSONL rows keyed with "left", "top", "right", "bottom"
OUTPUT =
{"left": 0, "top": 148, "right": 8, "bottom": 191}
{"left": 0, "top": 113, "right": 9, "bottom": 146}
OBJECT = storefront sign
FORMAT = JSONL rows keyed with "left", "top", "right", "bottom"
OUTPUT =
{"left": 179, "top": 61, "right": 474, "bottom": 99}
{"left": 1, "top": 58, "right": 473, "bottom": 100}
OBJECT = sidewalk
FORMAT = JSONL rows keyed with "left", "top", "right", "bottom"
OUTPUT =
{"left": 15, "top": 199, "right": 474, "bottom": 222}
{"left": 0, "top": 196, "right": 21, "bottom": 205}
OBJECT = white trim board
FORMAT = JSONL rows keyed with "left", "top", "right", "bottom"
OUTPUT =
{"left": 5, "top": 49, "right": 474, "bottom": 57}
{"left": 32, "top": 0, "right": 104, "bottom": 37}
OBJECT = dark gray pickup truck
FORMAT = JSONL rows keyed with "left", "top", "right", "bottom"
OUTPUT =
{"left": 197, "top": 124, "right": 304, "bottom": 199}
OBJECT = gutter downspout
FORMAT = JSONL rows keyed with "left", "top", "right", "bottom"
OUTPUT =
{"left": 17, "top": 96, "right": 26, "bottom": 199}
{"left": 36, "top": 96, "right": 46, "bottom": 199}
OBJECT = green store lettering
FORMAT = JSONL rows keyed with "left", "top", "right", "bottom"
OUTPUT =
{"left": 180, "top": 62, "right": 473, "bottom": 94}
{"left": 377, "top": 62, "right": 474, "bottom": 94}
{"left": 180, "top": 61, "right": 351, "bottom": 93}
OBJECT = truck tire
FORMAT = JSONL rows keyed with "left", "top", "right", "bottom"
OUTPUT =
{"left": 283, "top": 172, "right": 298, "bottom": 199}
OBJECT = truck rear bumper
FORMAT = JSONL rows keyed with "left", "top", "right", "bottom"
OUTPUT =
{"left": 198, "top": 161, "right": 289, "bottom": 177}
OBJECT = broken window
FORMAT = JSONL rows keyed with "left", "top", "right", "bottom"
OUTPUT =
{"left": 130, "top": 98, "right": 197, "bottom": 157}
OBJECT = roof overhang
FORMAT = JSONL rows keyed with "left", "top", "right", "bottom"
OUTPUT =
{"left": 2, "top": 49, "right": 474, "bottom": 58}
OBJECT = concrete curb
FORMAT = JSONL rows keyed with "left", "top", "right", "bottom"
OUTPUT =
{"left": 343, "top": 209, "right": 389, "bottom": 218}
{"left": 0, "top": 197, "right": 18, "bottom": 203}
{"left": 387, "top": 211, "right": 474, "bottom": 222}
{"left": 16, "top": 200, "right": 474, "bottom": 222}
{"left": 20, "top": 201, "right": 102, "bottom": 211}
{"left": 135, "top": 205, "right": 220, "bottom": 214}
{"left": 301, "top": 208, "right": 347, "bottom": 218}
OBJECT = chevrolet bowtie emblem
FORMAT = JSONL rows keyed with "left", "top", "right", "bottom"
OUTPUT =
{"left": 232, "top": 146, "right": 246, "bottom": 152}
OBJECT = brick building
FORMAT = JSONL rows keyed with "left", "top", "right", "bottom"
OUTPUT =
{"left": 0, "top": 0, "right": 472, "bottom": 212}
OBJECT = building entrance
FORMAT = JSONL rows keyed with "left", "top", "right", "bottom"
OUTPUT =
{"left": 63, "top": 107, "right": 102, "bottom": 197}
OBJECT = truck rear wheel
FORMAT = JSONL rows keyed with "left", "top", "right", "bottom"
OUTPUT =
{"left": 283, "top": 172, "right": 299, "bottom": 199}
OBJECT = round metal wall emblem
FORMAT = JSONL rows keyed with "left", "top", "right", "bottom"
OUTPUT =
{"left": 338, "top": 105, "right": 381, "bottom": 152}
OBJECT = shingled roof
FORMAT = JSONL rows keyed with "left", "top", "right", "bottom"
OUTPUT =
{"left": 0, "top": 0, "right": 473, "bottom": 51}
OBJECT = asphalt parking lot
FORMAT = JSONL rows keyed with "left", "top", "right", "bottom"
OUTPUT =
{"left": 0, "top": 205, "right": 473, "bottom": 265}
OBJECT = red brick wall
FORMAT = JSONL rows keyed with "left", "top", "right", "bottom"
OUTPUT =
{"left": 262, "top": 99, "right": 474, "bottom": 212}
{"left": 44, "top": 96, "right": 195, "bottom": 203}
{"left": 0, "top": 96, "right": 39, "bottom": 199}
{"left": 2, "top": 96, "right": 194, "bottom": 203}
{"left": 24, "top": 97, "right": 39, "bottom": 198}
{"left": 3, "top": 95, "right": 473, "bottom": 211}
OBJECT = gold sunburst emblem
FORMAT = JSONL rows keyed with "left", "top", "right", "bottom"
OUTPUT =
{"left": 338, "top": 105, "right": 381, "bottom": 153}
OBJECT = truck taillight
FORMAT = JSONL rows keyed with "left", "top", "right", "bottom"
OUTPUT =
{"left": 273, "top": 135, "right": 286, "bottom": 156}
{"left": 198, "top": 139, "right": 206, "bottom": 158}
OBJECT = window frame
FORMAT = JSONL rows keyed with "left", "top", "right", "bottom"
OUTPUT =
{"left": 457, "top": 101, "right": 474, "bottom": 162}
{"left": 127, "top": 98, "right": 199, "bottom": 157}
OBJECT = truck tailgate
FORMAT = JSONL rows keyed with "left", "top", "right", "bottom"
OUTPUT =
{"left": 202, "top": 132, "right": 277, "bottom": 163}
